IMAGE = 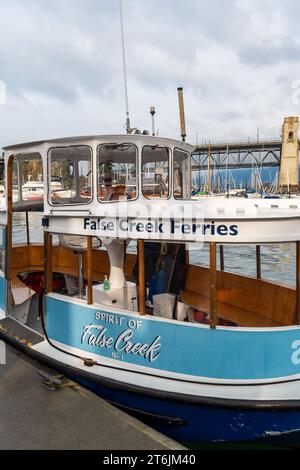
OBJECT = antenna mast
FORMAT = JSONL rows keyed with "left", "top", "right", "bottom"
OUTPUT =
{"left": 119, "top": 0, "right": 131, "bottom": 133}
{"left": 150, "top": 106, "right": 156, "bottom": 136}
{"left": 177, "top": 87, "right": 186, "bottom": 142}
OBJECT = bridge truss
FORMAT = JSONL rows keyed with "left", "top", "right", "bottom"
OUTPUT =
{"left": 192, "top": 140, "right": 282, "bottom": 171}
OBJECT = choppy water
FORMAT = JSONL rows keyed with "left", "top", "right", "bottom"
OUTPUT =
{"left": 13, "top": 212, "right": 296, "bottom": 288}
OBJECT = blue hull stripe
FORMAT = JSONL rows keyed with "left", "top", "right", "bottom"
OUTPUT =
{"left": 46, "top": 295, "right": 300, "bottom": 381}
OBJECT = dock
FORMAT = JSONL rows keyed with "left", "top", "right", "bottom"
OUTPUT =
{"left": 0, "top": 344, "right": 185, "bottom": 450}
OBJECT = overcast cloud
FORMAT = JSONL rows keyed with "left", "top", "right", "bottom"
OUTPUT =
{"left": 0, "top": 0, "right": 300, "bottom": 147}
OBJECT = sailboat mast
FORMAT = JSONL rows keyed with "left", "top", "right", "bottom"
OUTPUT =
{"left": 207, "top": 142, "right": 211, "bottom": 194}
{"left": 119, "top": 0, "right": 131, "bottom": 133}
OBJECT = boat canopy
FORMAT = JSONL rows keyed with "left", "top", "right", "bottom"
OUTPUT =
{"left": 4, "top": 134, "right": 300, "bottom": 244}
{"left": 3, "top": 134, "right": 194, "bottom": 212}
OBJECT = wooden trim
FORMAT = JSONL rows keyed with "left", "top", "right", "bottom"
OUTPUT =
{"left": 256, "top": 245, "right": 261, "bottom": 280}
{"left": 25, "top": 211, "right": 30, "bottom": 246}
{"left": 209, "top": 242, "right": 217, "bottom": 327}
{"left": 219, "top": 244, "right": 224, "bottom": 271}
{"left": 185, "top": 244, "right": 189, "bottom": 265}
{"left": 44, "top": 232, "right": 53, "bottom": 293}
{"left": 87, "top": 236, "right": 93, "bottom": 305}
{"left": 138, "top": 239, "right": 146, "bottom": 315}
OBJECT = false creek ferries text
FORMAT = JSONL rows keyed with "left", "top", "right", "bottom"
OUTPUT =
{"left": 83, "top": 218, "right": 239, "bottom": 236}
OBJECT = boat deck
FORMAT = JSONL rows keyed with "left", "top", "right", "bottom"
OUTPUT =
{"left": 0, "top": 342, "right": 184, "bottom": 450}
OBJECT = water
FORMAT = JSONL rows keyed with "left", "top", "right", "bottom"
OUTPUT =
{"left": 192, "top": 167, "right": 279, "bottom": 191}
{"left": 12, "top": 212, "right": 44, "bottom": 244}
{"left": 188, "top": 242, "right": 295, "bottom": 286}
{"left": 12, "top": 212, "right": 296, "bottom": 288}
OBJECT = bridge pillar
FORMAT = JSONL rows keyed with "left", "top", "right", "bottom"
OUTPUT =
{"left": 279, "top": 116, "right": 299, "bottom": 192}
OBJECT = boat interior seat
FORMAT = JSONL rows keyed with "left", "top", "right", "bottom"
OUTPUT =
{"left": 180, "top": 264, "right": 295, "bottom": 327}
{"left": 109, "top": 184, "right": 126, "bottom": 201}
{"left": 58, "top": 235, "right": 101, "bottom": 252}
{"left": 180, "top": 289, "right": 281, "bottom": 327}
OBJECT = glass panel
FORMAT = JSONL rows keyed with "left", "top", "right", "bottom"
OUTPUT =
{"left": 173, "top": 149, "right": 190, "bottom": 199}
{"left": 12, "top": 160, "right": 20, "bottom": 203}
{"left": 142, "top": 146, "right": 169, "bottom": 199}
{"left": 49, "top": 146, "right": 92, "bottom": 205}
{"left": 0, "top": 159, "right": 4, "bottom": 202}
{"left": 20, "top": 154, "right": 43, "bottom": 202}
{"left": 98, "top": 143, "right": 137, "bottom": 202}
{"left": 0, "top": 224, "right": 5, "bottom": 272}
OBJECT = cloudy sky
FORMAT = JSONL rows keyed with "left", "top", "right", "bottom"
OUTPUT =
{"left": 0, "top": 0, "right": 300, "bottom": 147}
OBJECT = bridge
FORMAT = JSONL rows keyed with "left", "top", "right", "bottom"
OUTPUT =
{"left": 191, "top": 139, "right": 282, "bottom": 171}
{"left": 191, "top": 117, "right": 300, "bottom": 190}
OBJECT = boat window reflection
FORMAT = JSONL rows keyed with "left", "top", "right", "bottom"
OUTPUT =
{"left": 12, "top": 159, "right": 20, "bottom": 203}
{"left": 20, "top": 155, "right": 43, "bottom": 202}
{"left": 98, "top": 143, "right": 137, "bottom": 202}
{"left": 0, "top": 224, "right": 5, "bottom": 272}
{"left": 142, "top": 146, "right": 169, "bottom": 199}
{"left": 9, "top": 153, "right": 43, "bottom": 205}
{"left": 173, "top": 149, "right": 190, "bottom": 200}
{"left": 0, "top": 158, "right": 4, "bottom": 201}
{"left": 49, "top": 146, "right": 92, "bottom": 205}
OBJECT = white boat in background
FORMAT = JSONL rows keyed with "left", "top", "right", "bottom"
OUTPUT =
{"left": 22, "top": 181, "right": 44, "bottom": 201}
{"left": 22, "top": 180, "right": 64, "bottom": 201}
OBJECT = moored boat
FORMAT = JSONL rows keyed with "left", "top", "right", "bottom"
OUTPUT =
{"left": 2, "top": 134, "right": 300, "bottom": 446}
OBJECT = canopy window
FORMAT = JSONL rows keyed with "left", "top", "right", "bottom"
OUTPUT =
{"left": 97, "top": 143, "right": 138, "bottom": 202}
{"left": 49, "top": 146, "right": 92, "bottom": 205}
{"left": 0, "top": 158, "right": 4, "bottom": 197}
{"left": 0, "top": 224, "right": 5, "bottom": 272}
{"left": 8, "top": 153, "right": 43, "bottom": 205}
{"left": 173, "top": 148, "right": 190, "bottom": 200}
{"left": 142, "top": 146, "right": 170, "bottom": 199}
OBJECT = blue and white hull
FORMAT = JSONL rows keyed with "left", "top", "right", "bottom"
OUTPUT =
{"left": 13, "top": 329, "right": 300, "bottom": 446}
{"left": 2, "top": 291, "right": 300, "bottom": 446}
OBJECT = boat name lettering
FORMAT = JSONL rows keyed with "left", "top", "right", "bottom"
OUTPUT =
{"left": 95, "top": 311, "right": 126, "bottom": 326}
{"left": 83, "top": 217, "right": 239, "bottom": 237}
{"left": 94, "top": 312, "right": 142, "bottom": 329}
{"left": 84, "top": 217, "right": 164, "bottom": 233}
{"left": 170, "top": 220, "right": 238, "bottom": 236}
{"left": 81, "top": 323, "right": 161, "bottom": 362}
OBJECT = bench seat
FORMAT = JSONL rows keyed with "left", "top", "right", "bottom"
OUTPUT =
{"left": 180, "top": 288, "right": 281, "bottom": 327}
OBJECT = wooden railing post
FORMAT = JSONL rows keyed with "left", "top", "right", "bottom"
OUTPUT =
{"left": 210, "top": 242, "right": 217, "bottom": 328}
{"left": 256, "top": 245, "right": 261, "bottom": 279}
{"left": 138, "top": 239, "right": 146, "bottom": 315}
{"left": 44, "top": 231, "right": 53, "bottom": 294}
{"left": 87, "top": 236, "right": 93, "bottom": 305}
{"left": 25, "top": 211, "right": 30, "bottom": 246}
{"left": 219, "top": 244, "right": 224, "bottom": 271}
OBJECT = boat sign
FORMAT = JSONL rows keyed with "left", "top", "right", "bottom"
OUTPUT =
{"left": 46, "top": 295, "right": 300, "bottom": 382}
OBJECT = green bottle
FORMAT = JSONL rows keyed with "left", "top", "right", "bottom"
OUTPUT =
{"left": 103, "top": 275, "right": 110, "bottom": 291}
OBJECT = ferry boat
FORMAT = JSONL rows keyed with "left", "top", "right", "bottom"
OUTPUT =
{"left": 2, "top": 133, "right": 300, "bottom": 447}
